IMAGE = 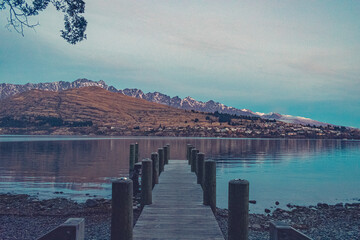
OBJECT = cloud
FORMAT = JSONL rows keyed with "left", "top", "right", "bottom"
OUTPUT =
{"left": 1, "top": 0, "right": 360, "bottom": 127}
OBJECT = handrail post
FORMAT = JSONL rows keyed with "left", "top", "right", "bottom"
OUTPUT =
{"left": 111, "top": 178, "right": 133, "bottom": 240}
{"left": 166, "top": 144, "right": 170, "bottom": 161}
{"left": 158, "top": 148, "right": 164, "bottom": 174}
{"left": 151, "top": 152, "right": 159, "bottom": 188}
{"left": 188, "top": 146, "right": 194, "bottom": 165}
{"left": 197, "top": 153, "right": 205, "bottom": 187}
{"left": 141, "top": 159, "right": 153, "bottom": 205}
{"left": 129, "top": 144, "right": 135, "bottom": 174}
{"left": 134, "top": 143, "right": 139, "bottom": 163}
{"left": 191, "top": 148, "right": 198, "bottom": 173}
{"left": 163, "top": 146, "right": 169, "bottom": 165}
{"left": 186, "top": 144, "right": 193, "bottom": 165}
{"left": 228, "top": 179, "right": 249, "bottom": 240}
{"left": 203, "top": 160, "right": 216, "bottom": 212}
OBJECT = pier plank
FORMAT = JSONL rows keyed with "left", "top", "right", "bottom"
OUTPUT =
{"left": 133, "top": 160, "right": 224, "bottom": 240}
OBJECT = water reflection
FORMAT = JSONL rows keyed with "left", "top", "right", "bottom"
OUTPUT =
{"left": 0, "top": 137, "right": 359, "bottom": 212}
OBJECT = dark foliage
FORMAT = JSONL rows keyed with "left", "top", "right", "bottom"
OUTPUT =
{"left": 1, "top": 0, "right": 87, "bottom": 44}
{"left": 206, "top": 111, "right": 277, "bottom": 125}
{"left": 0, "top": 116, "right": 92, "bottom": 127}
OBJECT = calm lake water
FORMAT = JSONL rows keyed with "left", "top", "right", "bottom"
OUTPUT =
{"left": 0, "top": 136, "right": 359, "bottom": 213}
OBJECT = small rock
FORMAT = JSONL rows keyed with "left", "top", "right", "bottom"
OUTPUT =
{"left": 317, "top": 203, "right": 329, "bottom": 209}
{"left": 292, "top": 224, "right": 308, "bottom": 230}
{"left": 335, "top": 203, "right": 344, "bottom": 209}
{"left": 85, "top": 199, "right": 98, "bottom": 208}
{"left": 265, "top": 208, "right": 271, "bottom": 213}
{"left": 251, "top": 224, "right": 261, "bottom": 230}
{"left": 249, "top": 200, "right": 257, "bottom": 204}
{"left": 282, "top": 212, "right": 290, "bottom": 217}
{"left": 275, "top": 201, "right": 279, "bottom": 205}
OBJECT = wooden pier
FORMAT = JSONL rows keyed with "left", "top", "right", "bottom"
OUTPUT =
{"left": 133, "top": 160, "right": 224, "bottom": 240}
{"left": 36, "top": 143, "right": 312, "bottom": 240}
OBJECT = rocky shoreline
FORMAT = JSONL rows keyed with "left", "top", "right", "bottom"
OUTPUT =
{"left": 0, "top": 194, "right": 359, "bottom": 239}
{"left": 0, "top": 194, "right": 142, "bottom": 240}
{"left": 216, "top": 202, "right": 360, "bottom": 240}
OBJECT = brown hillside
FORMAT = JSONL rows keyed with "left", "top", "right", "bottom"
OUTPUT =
{"left": 0, "top": 87, "right": 213, "bottom": 128}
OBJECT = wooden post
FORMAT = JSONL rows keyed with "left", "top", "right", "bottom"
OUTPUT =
{"left": 269, "top": 221, "right": 313, "bottom": 240}
{"left": 228, "top": 179, "right": 249, "bottom": 240}
{"left": 141, "top": 159, "right": 152, "bottom": 205}
{"left": 187, "top": 145, "right": 193, "bottom": 165}
{"left": 163, "top": 146, "right": 169, "bottom": 165}
{"left": 158, "top": 148, "right": 164, "bottom": 174}
{"left": 135, "top": 143, "right": 139, "bottom": 163}
{"left": 203, "top": 160, "right": 216, "bottom": 212}
{"left": 191, "top": 149, "right": 198, "bottom": 173}
{"left": 38, "top": 218, "right": 85, "bottom": 240}
{"left": 111, "top": 178, "right": 133, "bottom": 240}
{"left": 132, "top": 163, "right": 142, "bottom": 194}
{"left": 129, "top": 144, "right": 135, "bottom": 173}
{"left": 151, "top": 152, "right": 159, "bottom": 188}
{"left": 197, "top": 153, "right": 205, "bottom": 186}
{"left": 166, "top": 144, "right": 170, "bottom": 160}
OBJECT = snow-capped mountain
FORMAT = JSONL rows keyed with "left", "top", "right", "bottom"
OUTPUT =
{"left": 0, "top": 79, "right": 329, "bottom": 126}
{"left": 256, "top": 112, "right": 330, "bottom": 127}
{"left": 0, "top": 79, "right": 114, "bottom": 99}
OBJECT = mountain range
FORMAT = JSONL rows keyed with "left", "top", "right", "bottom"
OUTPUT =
{"left": 0, "top": 87, "right": 211, "bottom": 129}
{"left": 0, "top": 79, "right": 329, "bottom": 126}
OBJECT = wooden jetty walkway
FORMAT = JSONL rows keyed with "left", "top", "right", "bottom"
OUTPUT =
{"left": 38, "top": 144, "right": 312, "bottom": 240}
{"left": 133, "top": 160, "right": 224, "bottom": 240}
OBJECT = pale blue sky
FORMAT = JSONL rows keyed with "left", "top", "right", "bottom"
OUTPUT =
{"left": 0, "top": 1, "right": 359, "bottom": 127}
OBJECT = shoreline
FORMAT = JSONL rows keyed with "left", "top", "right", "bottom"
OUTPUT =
{"left": 1, "top": 194, "right": 359, "bottom": 240}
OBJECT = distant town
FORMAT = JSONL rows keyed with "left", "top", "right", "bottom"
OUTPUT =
{"left": 1, "top": 116, "right": 359, "bottom": 139}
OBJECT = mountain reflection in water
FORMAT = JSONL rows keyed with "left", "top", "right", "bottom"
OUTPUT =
{"left": 0, "top": 136, "right": 359, "bottom": 213}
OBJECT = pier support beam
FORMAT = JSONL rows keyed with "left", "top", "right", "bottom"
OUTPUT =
{"left": 141, "top": 159, "right": 153, "bottom": 205}
{"left": 158, "top": 148, "right": 164, "bottom": 174}
{"left": 197, "top": 153, "right": 205, "bottom": 187}
{"left": 135, "top": 143, "right": 139, "bottom": 163}
{"left": 186, "top": 144, "right": 193, "bottom": 165}
{"left": 191, "top": 149, "right": 199, "bottom": 173}
{"left": 203, "top": 160, "right": 216, "bottom": 212}
{"left": 163, "top": 146, "right": 169, "bottom": 165}
{"left": 151, "top": 152, "right": 159, "bottom": 188}
{"left": 228, "top": 179, "right": 249, "bottom": 240}
{"left": 129, "top": 144, "right": 135, "bottom": 174}
{"left": 111, "top": 178, "right": 133, "bottom": 240}
{"left": 166, "top": 144, "right": 170, "bottom": 160}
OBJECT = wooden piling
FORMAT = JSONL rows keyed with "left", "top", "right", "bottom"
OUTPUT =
{"left": 141, "top": 159, "right": 152, "bottom": 205}
{"left": 163, "top": 146, "right": 169, "bottom": 165}
{"left": 135, "top": 143, "right": 139, "bottom": 163}
{"left": 151, "top": 152, "right": 159, "bottom": 188}
{"left": 166, "top": 144, "right": 170, "bottom": 160}
{"left": 203, "top": 160, "right": 216, "bottom": 212}
{"left": 158, "top": 148, "right": 164, "bottom": 174}
{"left": 197, "top": 153, "right": 205, "bottom": 186}
{"left": 228, "top": 179, "right": 249, "bottom": 240}
{"left": 191, "top": 149, "right": 199, "bottom": 173}
{"left": 187, "top": 145, "right": 193, "bottom": 165}
{"left": 111, "top": 178, "right": 133, "bottom": 240}
{"left": 129, "top": 144, "right": 135, "bottom": 173}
